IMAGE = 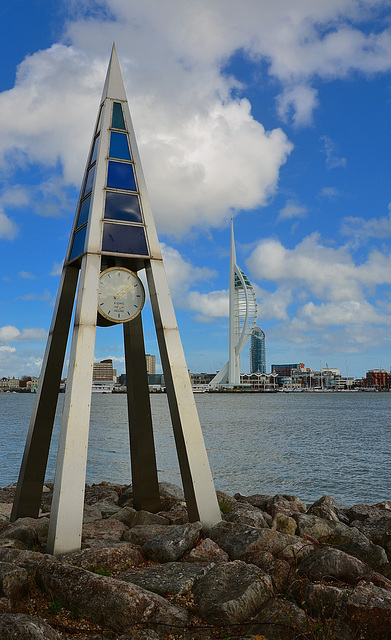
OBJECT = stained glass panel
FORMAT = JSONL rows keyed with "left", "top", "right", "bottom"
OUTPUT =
{"left": 112, "top": 102, "right": 125, "bottom": 130}
{"left": 104, "top": 192, "right": 142, "bottom": 222}
{"left": 102, "top": 223, "right": 148, "bottom": 255}
{"left": 107, "top": 161, "right": 136, "bottom": 191}
{"left": 109, "top": 132, "right": 131, "bottom": 160}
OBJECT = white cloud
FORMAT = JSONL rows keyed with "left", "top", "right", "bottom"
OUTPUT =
{"left": 161, "top": 243, "right": 216, "bottom": 299}
{"left": 186, "top": 290, "right": 229, "bottom": 319}
{"left": 321, "top": 136, "right": 347, "bottom": 169}
{"left": 19, "top": 271, "right": 36, "bottom": 280}
{"left": 277, "top": 85, "right": 319, "bottom": 127}
{"left": 278, "top": 199, "right": 308, "bottom": 221}
{"left": 0, "top": 325, "right": 47, "bottom": 343}
{"left": 0, "top": 211, "right": 18, "bottom": 240}
{"left": 0, "top": 345, "right": 16, "bottom": 353}
{"left": 341, "top": 208, "right": 391, "bottom": 243}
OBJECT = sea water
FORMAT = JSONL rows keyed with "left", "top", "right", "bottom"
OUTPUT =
{"left": 1, "top": 391, "right": 390, "bottom": 507}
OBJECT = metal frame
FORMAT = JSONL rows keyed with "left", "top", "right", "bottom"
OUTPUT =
{"left": 11, "top": 45, "right": 220, "bottom": 556}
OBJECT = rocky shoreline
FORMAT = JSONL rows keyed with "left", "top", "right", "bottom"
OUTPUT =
{"left": 0, "top": 482, "right": 391, "bottom": 639}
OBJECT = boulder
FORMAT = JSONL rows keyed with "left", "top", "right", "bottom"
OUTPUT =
{"left": 0, "top": 561, "right": 29, "bottom": 600}
{"left": 82, "top": 518, "right": 128, "bottom": 542}
{"left": 0, "top": 548, "right": 50, "bottom": 575}
{"left": 0, "top": 613, "right": 62, "bottom": 639}
{"left": 0, "top": 518, "right": 40, "bottom": 550}
{"left": 350, "top": 513, "right": 391, "bottom": 546}
{"left": 142, "top": 522, "right": 202, "bottom": 563}
{"left": 192, "top": 560, "right": 273, "bottom": 625}
{"left": 122, "top": 524, "right": 174, "bottom": 546}
{"left": 233, "top": 493, "right": 272, "bottom": 511}
{"left": 127, "top": 510, "right": 170, "bottom": 527}
{"left": 298, "top": 547, "right": 373, "bottom": 585}
{"left": 345, "top": 580, "right": 391, "bottom": 639}
{"left": 119, "top": 561, "right": 207, "bottom": 595}
{"left": 267, "top": 494, "right": 306, "bottom": 518}
{"left": 83, "top": 504, "right": 102, "bottom": 523}
{"left": 35, "top": 557, "right": 188, "bottom": 633}
{"left": 307, "top": 494, "right": 349, "bottom": 524}
{"left": 224, "top": 502, "right": 270, "bottom": 529}
{"left": 185, "top": 538, "right": 229, "bottom": 564}
{"left": 247, "top": 599, "right": 310, "bottom": 640}
{"left": 271, "top": 513, "right": 297, "bottom": 536}
{"left": 209, "top": 521, "right": 299, "bottom": 564}
{"left": 158, "top": 482, "right": 185, "bottom": 510}
{"left": 109, "top": 506, "right": 137, "bottom": 527}
{"left": 64, "top": 543, "right": 146, "bottom": 572}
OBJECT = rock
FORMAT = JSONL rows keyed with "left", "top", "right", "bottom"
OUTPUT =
{"left": 267, "top": 494, "right": 306, "bottom": 518}
{"left": 0, "top": 505, "right": 12, "bottom": 521}
{"left": 0, "top": 613, "right": 62, "bottom": 639}
{"left": 82, "top": 518, "right": 128, "bottom": 542}
{"left": 192, "top": 560, "right": 273, "bottom": 624}
{"left": 127, "top": 510, "right": 170, "bottom": 527}
{"left": 122, "top": 524, "right": 175, "bottom": 546}
{"left": 307, "top": 494, "right": 349, "bottom": 524}
{"left": 92, "top": 499, "right": 122, "bottom": 518}
{"left": 0, "top": 518, "right": 40, "bottom": 550}
{"left": 119, "top": 561, "right": 207, "bottom": 595}
{"left": 83, "top": 503, "right": 102, "bottom": 523}
{"left": 142, "top": 522, "right": 202, "bottom": 563}
{"left": 293, "top": 580, "right": 350, "bottom": 618}
{"left": 233, "top": 493, "right": 272, "bottom": 511}
{"left": 35, "top": 557, "right": 188, "bottom": 632}
{"left": 109, "top": 506, "right": 136, "bottom": 526}
{"left": 298, "top": 547, "right": 373, "bottom": 585}
{"left": 209, "top": 521, "right": 299, "bottom": 565}
{"left": 224, "top": 502, "right": 270, "bottom": 529}
{"left": 0, "top": 548, "right": 49, "bottom": 575}
{"left": 84, "top": 483, "right": 121, "bottom": 506}
{"left": 185, "top": 538, "right": 229, "bottom": 564}
{"left": 345, "top": 580, "right": 391, "bottom": 639}
{"left": 293, "top": 513, "right": 388, "bottom": 569}
{"left": 158, "top": 482, "right": 185, "bottom": 510}
{"left": 64, "top": 543, "right": 146, "bottom": 572}
{"left": 158, "top": 503, "right": 189, "bottom": 525}
{"left": 271, "top": 513, "right": 297, "bottom": 536}
{"left": 247, "top": 599, "right": 310, "bottom": 640}
{"left": 0, "top": 561, "right": 29, "bottom": 600}
{"left": 350, "top": 513, "right": 391, "bottom": 546}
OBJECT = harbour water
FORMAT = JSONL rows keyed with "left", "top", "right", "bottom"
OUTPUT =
{"left": 0, "top": 391, "right": 390, "bottom": 507}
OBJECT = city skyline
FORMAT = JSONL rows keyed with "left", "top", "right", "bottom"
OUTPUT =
{"left": 2, "top": 2, "right": 391, "bottom": 380}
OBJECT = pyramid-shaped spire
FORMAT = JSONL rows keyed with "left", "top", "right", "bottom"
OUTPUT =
{"left": 101, "top": 43, "right": 127, "bottom": 102}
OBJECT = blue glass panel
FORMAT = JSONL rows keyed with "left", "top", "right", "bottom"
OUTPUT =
{"left": 107, "top": 161, "right": 136, "bottom": 191}
{"left": 102, "top": 223, "right": 148, "bottom": 255}
{"left": 109, "top": 132, "right": 131, "bottom": 160}
{"left": 112, "top": 102, "right": 125, "bottom": 130}
{"left": 83, "top": 164, "right": 96, "bottom": 196}
{"left": 69, "top": 226, "right": 87, "bottom": 261}
{"left": 90, "top": 134, "right": 100, "bottom": 165}
{"left": 104, "top": 192, "right": 142, "bottom": 223}
{"left": 76, "top": 195, "right": 91, "bottom": 229}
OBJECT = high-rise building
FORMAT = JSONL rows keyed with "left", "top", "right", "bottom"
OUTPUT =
{"left": 93, "top": 359, "right": 116, "bottom": 381}
{"left": 250, "top": 327, "right": 266, "bottom": 374}
{"left": 145, "top": 354, "right": 156, "bottom": 375}
{"left": 210, "top": 220, "right": 257, "bottom": 387}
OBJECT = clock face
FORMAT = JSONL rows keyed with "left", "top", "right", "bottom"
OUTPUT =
{"left": 98, "top": 267, "right": 145, "bottom": 324}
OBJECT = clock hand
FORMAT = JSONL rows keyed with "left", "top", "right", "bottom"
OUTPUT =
{"left": 114, "top": 281, "right": 138, "bottom": 300}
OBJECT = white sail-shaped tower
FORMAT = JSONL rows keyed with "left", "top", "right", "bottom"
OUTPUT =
{"left": 211, "top": 220, "right": 257, "bottom": 387}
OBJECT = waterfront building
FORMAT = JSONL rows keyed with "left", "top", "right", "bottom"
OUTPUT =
{"left": 93, "top": 359, "right": 116, "bottom": 381}
{"left": 250, "top": 327, "right": 266, "bottom": 374}
{"left": 365, "top": 369, "right": 390, "bottom": 389}
{"left": 0, "top": 377, "right": 20, "bottom": 391}
{"left": 210, "top": 220, "right": 257, "bottom": 387}
{"left": 145, "top": 354, "right": 156, "bottom": 375}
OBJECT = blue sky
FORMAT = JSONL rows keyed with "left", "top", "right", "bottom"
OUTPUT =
{"left": 2, "top": 0, "right": 391, "bottom": 380}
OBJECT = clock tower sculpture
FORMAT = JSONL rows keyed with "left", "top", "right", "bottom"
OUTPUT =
{"left": 11, "top": 45, "right": 221, "bottom": 555}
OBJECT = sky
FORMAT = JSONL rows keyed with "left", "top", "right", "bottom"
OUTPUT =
{"left": 2, "top": 0, "right": 391, "bottom": 380}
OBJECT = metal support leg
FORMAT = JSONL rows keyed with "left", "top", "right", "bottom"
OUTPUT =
{"left": 123, "top": 316, "right": 161, "bottom": 512}
{"left": 146, "top": 259, "right": 221, "bottom": 533}
{"left": 11, "top": 266, "right": 79, "bottom": 521}
{"left": 46, "top": 255, "right": 100, "bottom": 556}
